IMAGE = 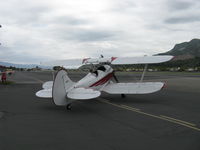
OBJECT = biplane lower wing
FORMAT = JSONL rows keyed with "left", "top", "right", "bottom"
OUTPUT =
{"left": 102, "top": 82, "right": 165, "bottom": 94}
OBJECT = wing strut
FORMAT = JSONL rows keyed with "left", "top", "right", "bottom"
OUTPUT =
{"left": 140, "top": 64, "right": 148, "bottom": 82}
{"left": 113, "top": 72, "right": 119, "bottom": 83}
{"left": 113, "top": 71, "right": 126, "bottom": 98}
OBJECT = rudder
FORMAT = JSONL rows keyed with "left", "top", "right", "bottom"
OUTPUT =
{"left": 52, "top": 70, "right": 74, "bottom": 105}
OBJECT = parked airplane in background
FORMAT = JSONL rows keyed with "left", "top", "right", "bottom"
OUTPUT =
{"left": 36, "top": 55, "right": 173, "bottom": 110}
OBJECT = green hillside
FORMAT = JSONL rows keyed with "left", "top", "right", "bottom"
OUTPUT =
{"left": 158, "top": 39, "right": 200, "bottom": 57}
{"left": 155, "top": 39, "right": 200, "bottom": 70}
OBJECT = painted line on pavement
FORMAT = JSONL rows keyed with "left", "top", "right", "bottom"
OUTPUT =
{"left": 160, "top": 115, "right": 196, "bottom": 127}
{"left": 98, "top": 98, "right": 200, "bottom": 132}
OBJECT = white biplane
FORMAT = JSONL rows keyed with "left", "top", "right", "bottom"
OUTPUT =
{"left": 36, "top": 55, "right": 173, "bottom": 110}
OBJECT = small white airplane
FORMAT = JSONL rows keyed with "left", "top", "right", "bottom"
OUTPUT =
{"left": 36, "top": 55, "right": 173, "bottom": 110}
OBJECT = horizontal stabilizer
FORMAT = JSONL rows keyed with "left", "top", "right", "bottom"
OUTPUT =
{"left": 42, "top": 81, "right": 53, "bottom": 89}
{"left": 111, "top": 56, "right": 173, "bottom": 65}
{"left": 67, "top": 88, "right": 101, "bottom": 100}
{"left": 36, "top": 89, "right": 52, "bottom": 98}
{"left": 103, "top": 82, "right": 165, "bottom": 94}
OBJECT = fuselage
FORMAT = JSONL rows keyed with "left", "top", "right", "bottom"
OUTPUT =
{"left": 74, "top": 65, "right": 114, "bottom": 90}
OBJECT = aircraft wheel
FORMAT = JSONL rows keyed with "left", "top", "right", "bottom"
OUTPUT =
{"left": 121, "top": 94, "right": 126, "bottom": 98}
{"left": 66, "top": 104, "right": 72, "bottom": 110}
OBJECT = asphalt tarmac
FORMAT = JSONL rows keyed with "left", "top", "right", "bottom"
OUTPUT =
{"left": 0, "top": 71, "right": 200, "bottom": 150}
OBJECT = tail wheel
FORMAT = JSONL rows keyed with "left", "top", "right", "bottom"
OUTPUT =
{"left": 66, "top": 104, "right": 72, "bottom": 110}
{"left": 121, "top": 94, "right": 126, "bottom": 98}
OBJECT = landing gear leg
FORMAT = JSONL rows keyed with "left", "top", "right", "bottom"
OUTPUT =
{"left": 121, "top": 94, "right": 126, "bottom": 98}
{"left": 66, "top": 104, "right": 72, "bottom": 110}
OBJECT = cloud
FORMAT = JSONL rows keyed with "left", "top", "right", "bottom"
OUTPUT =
{"left": 52, "top": 16, "right": 89, "bottom": 26}
{"left": 53, "top": 28, "right": 118, "bottom": 42}
{"left": 0, "top": 0, "right": 200, "bottom": 64}
{"left": 0, "top": 46, "right": 44, "bottom": 63}
{"left": 164, "top": 15, "right": 200, "bottom": 24}
{"left": 110, "top": 0, "right": 136, "bottom": 12}
{"left": 164, "top": 1, "right": 200, "bottom": 24}
{"left": 167, "top": 0, "right": 194, "bottom": 11}
{"left": 71, "top": 30, "right": 116, "bottom": 42}
{"left": 0, "top": 1, "right": 50, "bottom": 25}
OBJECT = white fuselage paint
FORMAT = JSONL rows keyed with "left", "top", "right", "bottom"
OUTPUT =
{"left": 74, "top": 65, "right": 114, "bottom": 90}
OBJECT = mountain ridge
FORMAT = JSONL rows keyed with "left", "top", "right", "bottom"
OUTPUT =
{"left": 158, "top": 39, "right": 200, "bottom": 59}
{"left": 0, "top": 61, "right": 49, "bottom": 69}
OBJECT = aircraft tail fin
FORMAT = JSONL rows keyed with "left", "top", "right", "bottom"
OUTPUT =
{"left": 52, "top": 70, "right": 74, "bottom": 105}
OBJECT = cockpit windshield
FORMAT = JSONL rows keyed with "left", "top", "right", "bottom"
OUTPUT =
{"left": 90, "top": 66, "right": 106, "bottom": 77}
{"left": 93, "top": 71, "right": 98, "bottom": 76}
{"left": 97, "top": 66, "right": 106, "bottom": 72}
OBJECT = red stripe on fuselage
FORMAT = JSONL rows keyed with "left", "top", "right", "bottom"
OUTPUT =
{"left": 89, "top": 72, "right": 113, "bottom": 87}
{"left": 111, "top": 57, "right": 117, "bottom": 62}
{"left": 82, "top": 58, "right": 90, "bottom": 64}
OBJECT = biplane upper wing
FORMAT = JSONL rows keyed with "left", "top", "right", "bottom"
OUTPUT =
{"left": 102, "top": 82, "right": 165, "bottom": 94}
{"left": 41, "top": 59, "right": 84, "bottom": 69}
{"left": 111, "top": 56, "right": 173, "bottom": 65}
{"left": 41, "top": 57, "right": 113, "bottom": 68}
{"left": 41, "top": 55, "right": 173, "bottom": 69}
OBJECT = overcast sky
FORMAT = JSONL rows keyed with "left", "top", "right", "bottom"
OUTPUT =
{"left": 0, "top": 0, "right": 200, "bottom": 64}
